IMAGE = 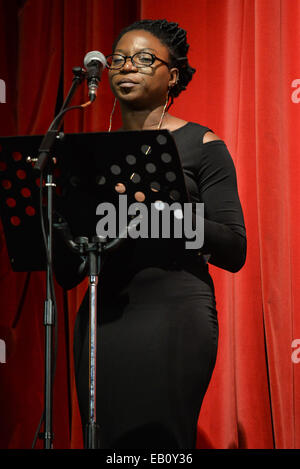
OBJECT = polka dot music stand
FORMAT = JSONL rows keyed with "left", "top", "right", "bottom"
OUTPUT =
{"left": 54, "top": 129, "right": 190, "bottom": 241}
{"left": 0, "top": 135, "right": 46, "bottom": 271}
{"left": 0, "top": 128, "right": 190, "bottom": 449}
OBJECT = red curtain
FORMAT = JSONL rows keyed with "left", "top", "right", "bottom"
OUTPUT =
{"left": 0, "top": 0, "right": 300, "bottom": 449}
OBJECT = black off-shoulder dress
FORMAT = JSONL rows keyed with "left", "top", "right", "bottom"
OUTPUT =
{"left": 55, "top": 122, "right": 246, "bottom": 449}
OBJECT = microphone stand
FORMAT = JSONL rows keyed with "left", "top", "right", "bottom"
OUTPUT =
{"left": 53, "top": 218, "right": 141, "bottom": 449}
{"left": 69, "top": 236, "right": 106, "bottom": 449}
{"left": 34, "top": 66, "right": 86, "bottom": 449}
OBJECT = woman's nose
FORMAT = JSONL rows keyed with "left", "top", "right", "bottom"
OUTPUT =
{"left": 122, "top": 57, "right": 137, "bottom": 71}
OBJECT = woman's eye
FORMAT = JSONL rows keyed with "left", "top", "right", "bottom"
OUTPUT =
{"left": 140, "top": 55, "right": 151, "bottom": 61}
{"left": 137, "top": 55, "right": 152, "bottom": 64}
{"left": 112, "top": 57, "right": 123, "bottom": 65}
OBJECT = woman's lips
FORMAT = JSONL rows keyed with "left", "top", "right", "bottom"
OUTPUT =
{"left": 116, "top": 77, "right": 139, "bottom": 88}
{"left": 118, "top": 81, "right": 138, "bottom": 88}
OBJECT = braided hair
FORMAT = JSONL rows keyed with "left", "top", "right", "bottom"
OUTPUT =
{"left": 112, "top": 19, "right": 196, "bottom": 107}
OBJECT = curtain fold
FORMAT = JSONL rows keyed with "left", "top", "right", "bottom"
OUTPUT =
{"left": 0, "top": 0, "right": 299, "bottom": 449}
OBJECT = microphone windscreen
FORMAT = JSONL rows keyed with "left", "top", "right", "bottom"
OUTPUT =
{"left": 83, "top": 50, "right": 107, "bottom": 69}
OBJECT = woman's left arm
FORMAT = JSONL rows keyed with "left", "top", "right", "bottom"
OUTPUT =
{"left": 197, "top": 134, "right": 247, "bottom": 273}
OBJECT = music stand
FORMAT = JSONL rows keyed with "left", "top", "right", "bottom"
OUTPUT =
{"left": 0, "top": 128, "right": 190, "bottom": 448}
{"left": 0, "top": 135, "right": 45, "bottom": 270}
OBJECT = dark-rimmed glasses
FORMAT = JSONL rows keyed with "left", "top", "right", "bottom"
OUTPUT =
{"left": 106, "top": 52, "right": 170, "bottom": 70}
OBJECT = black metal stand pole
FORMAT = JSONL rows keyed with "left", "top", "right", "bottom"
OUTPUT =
{"left": 87, "top": 246, "right": 99, "bottom": 449}
{"left": 36, "top": 67, "right": 86, "bottom": 449}
{"left": 72, "top": 236, "right": 103, "bottom": 449}
{"left": 43, "top": 172, "right": 55, "bottom": 449}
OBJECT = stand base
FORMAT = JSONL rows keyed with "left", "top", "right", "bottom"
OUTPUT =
{"left": 85, "top": 422, "right": 100, "bottom": 449}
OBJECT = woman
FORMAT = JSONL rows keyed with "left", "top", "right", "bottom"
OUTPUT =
{"left": 56, "top": 19, "right": 246, "bottom": 449}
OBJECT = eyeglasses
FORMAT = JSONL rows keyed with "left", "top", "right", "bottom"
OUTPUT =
{"left": 106, "top": 52, "right": 170, "bottom": 70}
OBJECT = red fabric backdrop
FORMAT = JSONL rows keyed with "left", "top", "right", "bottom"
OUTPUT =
{"left": 1, "top": 0, "right": 300, "bottom": 449}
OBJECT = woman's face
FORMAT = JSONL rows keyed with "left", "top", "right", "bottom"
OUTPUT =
{"left": 108, "top": 29, "right": 178, "bottom": 109}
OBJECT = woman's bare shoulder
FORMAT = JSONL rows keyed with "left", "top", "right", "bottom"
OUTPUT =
{"left": 203, "top": 131, "right": 222, "bottom": 143}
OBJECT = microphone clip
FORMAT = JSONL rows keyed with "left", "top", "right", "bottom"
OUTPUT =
{"left": 71, "top": 66, "right": 87, "bottom": 83}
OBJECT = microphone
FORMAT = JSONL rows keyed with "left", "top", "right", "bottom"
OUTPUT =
{"left": 83, "top": 50, "right": 107, "bottom": 102}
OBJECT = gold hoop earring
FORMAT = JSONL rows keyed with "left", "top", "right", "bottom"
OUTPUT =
{"left": 157, "top": 91, "right": 170, "bottom": 130}
{"left": 108, "top": 97, "right": 117, "bottom": 132}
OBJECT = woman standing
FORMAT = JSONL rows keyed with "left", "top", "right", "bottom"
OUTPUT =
{"left": 57, "top": 19, "right": 246, "bottom": 449}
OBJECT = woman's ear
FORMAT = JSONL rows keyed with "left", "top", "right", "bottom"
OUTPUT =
{"left": 168, "top": 67, "right": 179, "bottom": 89}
